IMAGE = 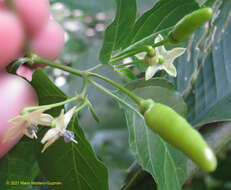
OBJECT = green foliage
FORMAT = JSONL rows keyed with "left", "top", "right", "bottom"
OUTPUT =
{"left": 170, "top": 1, "right": 231, "bottom": 126}
{"left": 125, "top": 0, "right": 199, "bottom": 46}
{"left": 31, "top": 69, "right": 67, "bottom": 116}
{"left": 2, "top": 0, "right": 231, "bottom": 190}
{"left": 31, "top": 70, "right": 109, "bottom": 190}
{"left": 116, "top": 78, "right": 188, "bottom": 190}
{"left": 34, "top": 116, "right": 109, "bottom": 190}
{"left": 99, "top": 0, "right": 199, "bottom": 64}
{"left": 99, "top": 0, "right": 137, "bottom": 64}
{"left": 0, "top": 137, "right": 39, "bottom": 190}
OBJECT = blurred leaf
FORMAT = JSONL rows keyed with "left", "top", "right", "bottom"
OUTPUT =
{"left": 121, "top": 169, "right": 156, "bottom": 190}
{"left": 99, "top": 0, "right": 137, "bottom": 64}
{"left": 0, "top": 137, "right": 39, "bottom": 190}
{"left": 211, "top": 155, "right": 231, "bottom": 182}
{"left": 124, "top": 78, "right": 187, "bottom": 116}
{"left": 186, "top": 177, "right": 207, "bottom": 190}
{"left": 203, "top": 0, "right": 216, "bottom": 7}
{"left": 64, "top": 37, "right": 87, "bottom": 54}
{"left": 187, "top": 122, "right": 231, "bottom": 177}
{"left": 116, "top": 68, "right": 137, "bottom": 82}
{"left": 87, "top": 102, "right": 100, "bottom": 123}
{"left": 51, "top": 0, "right": 114, "bottom": 12}
{"left": 136, "top": 61, "right": 148, "bottom": 73}
{"left": 116, "top": 78, "right": 187, "bottom": 190}
{"left": 35, "top": 115, "right": 109, "bottom": 190}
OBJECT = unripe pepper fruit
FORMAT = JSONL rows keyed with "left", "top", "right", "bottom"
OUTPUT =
{"left": 140, "top": 99, "right": 217, "bottom": 172}
{"left": 168, "top": 8, "right": 213, "bottom": 44}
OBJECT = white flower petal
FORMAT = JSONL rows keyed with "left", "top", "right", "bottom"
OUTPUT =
{"left": 8, "top": 116, "right": 26, "bottom": 125}
{"left": 167, "top": 48, "right": 186, "bottom": 60}
{"left": 64, "top": 106, "right": 76, "bottom": 127}
{"left": 145, "top": 35, "right": 186, "bottom": 79}
{"left": 155, "top": 34, "right": 167, "bottom": 56}
{"left": 41, "top": 128, "right": 60, "bottom": 144}
{"left": 41, "top": 135, "right": 60, "bottom": 153}
{"left": 145, "top": 65, "right": 162, "bottom": 80}
{"left": 3, "top": 123, "right": 26, "bottom": 143}
{"left": 38, "top": 114, "right": 54, "bottom": 126}
{"left": 163, "top": 63, "right": 177, "bottom": 77}
{"left": 155, "top": 34, "right": 164, "bottom": 43}
{"left": 158, "top": 45, "right": 167, "bottom": 56}
{"left": 25, "top": 109, "right": 47, "bottom": 121}
{"left": 5, "top": 107, "right": 54, "bottom": 142}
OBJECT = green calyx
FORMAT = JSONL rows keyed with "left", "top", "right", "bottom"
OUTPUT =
{"left": 158, "top": 55, "right": 164, "bottom": 64}
{"left": 139, "top": 99, "right": 155, "bottom": 115}
{"left": 168, "top": 8, "right": 213, "bottom": 44}
{"left": 21, "top": 109, "right": 29, "bottom": 116}
{"left": 51, "top": 119, "right": 56, "bottom": 128}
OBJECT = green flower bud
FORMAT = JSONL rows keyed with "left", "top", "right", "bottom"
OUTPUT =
{"left": 145, "top": 55, "right": 159, "bottom": 66}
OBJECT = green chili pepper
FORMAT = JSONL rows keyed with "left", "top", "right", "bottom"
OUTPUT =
{"left": 168, "top": 8, "right": 213, "bottom": 44}
{"left": 140, "top": 99, "right": 217, "bottom": 172}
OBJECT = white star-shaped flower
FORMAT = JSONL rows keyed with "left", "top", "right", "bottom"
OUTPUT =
{"left": 3, "top": 109, "right": 53, "bottom": 143}
{"left": 41, "top": 107, "right": 77, "bottom": 153}
{"left": 144, "top": 34, "right": 186, "bottom": 80}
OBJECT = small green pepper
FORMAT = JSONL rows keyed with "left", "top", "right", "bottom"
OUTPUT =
{"left": 140, "top": 99, "right": 217, "bottom": 172}
{"left": 168, "top": 8, "right": 213, "bottom": 44}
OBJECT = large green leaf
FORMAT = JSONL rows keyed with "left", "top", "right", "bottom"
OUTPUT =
{"left": 100, "top": 0, "right": 199, "bottom": 64}
{"left": 31, "top": 69, "right": 67, "bottom": 116}
{"left": 124, "top": 0, "right": 199, "bottom": 47}
{"left": 35, "top": 115, "right": 109, "bottom": 190}
{"left": 31, "top": 69, "right": 109, "bottom": 190}
{"left": 170, "top": 1, "right": 231, "bottom": 126}
{"left": 117, "top": 78, "right": 188, "bottom": 190}
{"left": 0, "top": 137, "right": 39, "bottom": 190}
{"left": 99, "top": 0, "right": 137, "bottom": 64}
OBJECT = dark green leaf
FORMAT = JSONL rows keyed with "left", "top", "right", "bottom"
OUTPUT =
{"left": 187, "top": 177, "right": 207, "bottom": 190}
{"left": 88, "top": 102, "right": 100, "bottom": 123}
{"left": 99, "top": 0, "right": 137, "bottom": 64}
{"left": 187, "top": 122, "right": 231, "bottom": 177}
{"left": 0, "top": 137, "right": 39, "bottom": 190}
{"left": 31, "top": 69, "right": 67, "bottom": 116}
{"left": 31, "top": 69, "right": 109, "bottom": 189}
{"left": 35, "top": 115, "right": 109, "bottom": 190}
{"left": 211, "top": 155, "right": 231, "bottom": 182}
{"left": 6, "top": 58, "right": 32, "bottom": 76}
{"left": 116, "top": 78, "right": 187, "bottom": 190}
{"left": 124, "top": 0, "right": 199, "bottom": 48}
{"left": 116, "top": 68, "right": 137, "bottom": 82}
